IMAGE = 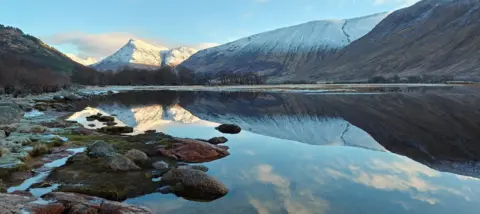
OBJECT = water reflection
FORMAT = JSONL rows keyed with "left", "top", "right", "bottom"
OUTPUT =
{"left": 124, "top": 126, "right": 480, "bottom": 214}
{"left": 68, "top": 88, "right": 480, "bottom": 214}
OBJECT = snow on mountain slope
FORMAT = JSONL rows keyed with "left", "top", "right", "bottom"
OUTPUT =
{"left": 299, "top": 0, "right": 480, "bottom": 82}
{"left": 181, "top": 12, "right": 388, "bottom": 81}
{"left": 91, "top": 39, "right": 198, "bottom": 71}
{"left": 66, "top": 54, "right": 97, "bottom": 65}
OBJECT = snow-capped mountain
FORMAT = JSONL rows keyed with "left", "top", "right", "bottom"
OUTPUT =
{"left": 298, "top": 0, "right": 480, "bottom": 82}
{"left": 181, "top": 12, "right": 388, "bottom": 82}
{"left": 66, "top": 54, "right": 98, "bottom": 65}
{"left": 91, "top": 39, "right": 198, "bottom": 71}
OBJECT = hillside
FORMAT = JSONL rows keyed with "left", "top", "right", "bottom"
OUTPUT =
{"left": 0, "top": 24, "right": 95, "bottom": 89}
{"left": 299, "top": 0, "right": 480, "bottom": 82}
{"left": 180, "top": 12, "right": 388, "bottom": 82}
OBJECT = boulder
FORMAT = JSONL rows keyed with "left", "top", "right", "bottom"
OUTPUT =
{"left": 41, "top": 192, "right": 152, "bottom": 214}
{"left": 208, "top": 136, "right": 228, "bottom": 145}
{"left": 215, "top": 124, "right": 241, "bottom": 134}
{"left": 106, "top": 153, "right": 141, "bottom": 171}
{"left": 33, "top": 103, "right": 49, "bottom": 111}
{"left": 98, "top": 115, "right": 115, "bottom": 122}
{"left": 157, "top": 138, "right": 230, "bottom": 163}
{"left": 104, "top": 121, "right": 118, "bottom": 126}
{"left": 152, "top": 161, "right": 168, "bottom": 170}
{"left": 17, "top": 124, "right": 47, "bottom": 133}
{"left": 0, "top": 102, "right": 23, "bottom": 125}
{"left": 0, "top": 193, "right": 36, "bottom": 213}
{"left": 0, "top": 131, "right": 5, "bottom": 139}
{"left": 161, "top": 168, "right": 228, "bottom": 201}
{"left": 98, "top": 126, "right": 134, "bottom": 135}
{"left": 87, "top": 140, "right": 116, "bottom": 157}
{"left": 125, "top": 149, "right": 149, "bottom": 163}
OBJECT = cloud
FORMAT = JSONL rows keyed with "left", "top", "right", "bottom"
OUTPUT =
{"left": 43, "top": 32, "right": 219, "bottom": 59}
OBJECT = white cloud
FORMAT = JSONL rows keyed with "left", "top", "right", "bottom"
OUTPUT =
{"left": 43, "top": 32, "right": 219, "bottom": 59}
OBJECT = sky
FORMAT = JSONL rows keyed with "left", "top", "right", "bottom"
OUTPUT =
{"left": 0, "top": 0, "right": 419, "bottom": 60}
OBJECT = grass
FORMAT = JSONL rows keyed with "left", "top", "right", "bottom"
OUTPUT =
{"left": 30, "top": 144, "right": 50, "bottom": 157}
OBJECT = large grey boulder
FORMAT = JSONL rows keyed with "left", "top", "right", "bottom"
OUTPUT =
{"left": 161, "top": 168, "right": 228, "bottom": 201}
{"left": 86, "top": 140, "right": 115, "bottom": 157}
{"left": 106, "top": 153, "right": 141, "bottom": 172}
{"left": 125, "top": 149, "right": 148, "bottom": 163}
{"left": 0, "top": 102, "right": 23, "bottom": 125}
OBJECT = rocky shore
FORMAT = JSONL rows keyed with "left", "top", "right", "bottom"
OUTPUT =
{"left": 0, "top": 88, "right": 235, "bottom": 213}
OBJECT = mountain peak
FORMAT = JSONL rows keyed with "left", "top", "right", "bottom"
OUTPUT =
{"left": 91, "top": 39, "right": 198, "bottom": 71}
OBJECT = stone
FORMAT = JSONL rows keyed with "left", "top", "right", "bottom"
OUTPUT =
{"left": 98, "top": 126, "right": 134, "bottom": 135}
{"left": 125, "top": 149, "right": 149, "bottom": 163}
{"left": 87, "top": 140, "right": 116, "bottom": 157}
{"left": 33, "top": 103, "right": 49, "bottom": 111}
{"left": 107, "top": 90, "right": 115, "bottom": 95}
{"left": 63, "top": 94, "right": 78, "bottom": 101}
{"left": 0, "top": 124, "right": 17, "bottom": 135}
{"left": 106, "top": 153, "right": 141, "bottom": 171}
{"left": 104, "top": 121, "right": 117, "bottom": 126}
{"left": 0, "top": 130, "right": 5, "bottom": 139}
{"left": 11, "top": 190, "right": 34, "bottom": 197}
{"left": 0, "top": 193, "right": 36, "bottom": 213}
{"left": 17, "top": 124, "right": 47, "bottom": 133}
{"left": 158, "top": 186, "right": 173, "bottom": 194}
{"left": 157, "top": 138, "right": 230, "bottom": 163}
{"left": 29, "top": 203, "right": 66, "bottom": 214}
{"left": 0, "top": 102, "right": 23, "bottom": 125}
{"left": 98, "top": 115, "right": 115, "bottom": 122}
{"left": 152, "top": 161, "right": 168, "bottom": 170}
{"left": 88, "top": 124, "right": 96, "bottom": 127}
{"left": 41, "top": 192, "right": 152, "bottom": 213}
{"left": 215, "top": 124, "right": 241, "bottom": 134}
{"left": 161, "top": 168, "right": 229, "bottom": 201}
{"left": 208, "top": 136, "right": 228, "bottom": 145}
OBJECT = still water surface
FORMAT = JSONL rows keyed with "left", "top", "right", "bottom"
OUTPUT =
{"left": 71, "top": 87, "right": 480, "bottom": 214}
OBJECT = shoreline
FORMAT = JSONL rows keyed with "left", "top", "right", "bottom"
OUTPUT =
{"left": 0, "top": 87, "right": 234, "bottom": 213}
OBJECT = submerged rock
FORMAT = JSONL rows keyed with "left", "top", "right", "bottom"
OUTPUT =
{"left": 87, "top": 140, "right": 116, "bottom": 157}
{"left": 161, "top": 168, "right": 228, "bottom": 201}
{"left": 98, "top": 126, "right": 134, "bottom": 135}
{"left": 157, "top": 138, "right": 230, "bottom": 163}
{"left": 98, "top": 115, "right": 115, "bottom": 122}
{"left": 125, "top": 149, "right": 149, "bottom": 163}
{"left": 208, "top": 136, "right": 228, "bottom": 145}
{"left": 215, "top": 124, "right": 241, "bottom": 134}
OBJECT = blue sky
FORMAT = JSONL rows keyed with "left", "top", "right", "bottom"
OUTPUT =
{"left": 0, "top": 0, "right": 418, "bottom": 59}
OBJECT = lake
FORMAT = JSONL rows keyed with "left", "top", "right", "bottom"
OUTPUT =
{"left": 70, "top": 86, "right": 480, "bottom": 214}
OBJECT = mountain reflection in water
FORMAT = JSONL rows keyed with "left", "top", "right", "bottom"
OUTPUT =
{"left": 69, "top": 88, "right": 480, "bottom": 214}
